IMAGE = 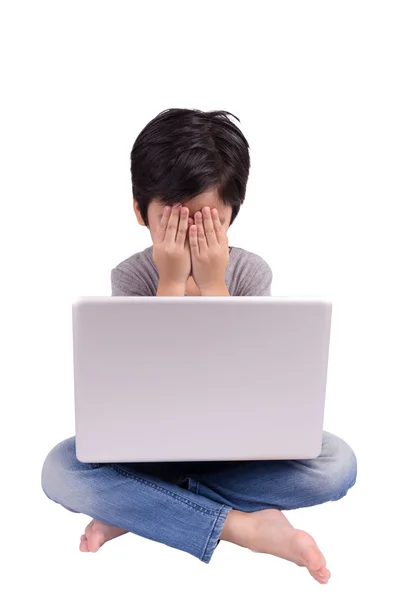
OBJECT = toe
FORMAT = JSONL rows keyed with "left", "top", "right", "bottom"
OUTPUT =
{"left": 312, "top": 567, "right": 330, "bottom": 584}
{"left": 79, "top": 538, "right": 89, "bottom": 552}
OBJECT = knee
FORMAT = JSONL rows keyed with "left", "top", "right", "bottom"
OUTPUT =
{"left": 317, "top": 432, "right": 357, "bottom": 501}
{"left": 41, "top": 437, "right": 78, "bottom": 504}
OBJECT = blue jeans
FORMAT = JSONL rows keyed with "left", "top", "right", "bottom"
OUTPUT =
{"left": 41, "top": 431, "right": 357, "bottom": 563}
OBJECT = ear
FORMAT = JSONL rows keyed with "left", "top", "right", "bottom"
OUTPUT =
{"left": 133, "top": 198, "right": 146, "bottom": 226}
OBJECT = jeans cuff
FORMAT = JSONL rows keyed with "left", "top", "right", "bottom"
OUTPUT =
{"left": 200, "top": 504, "right": 232, "bottom": 564}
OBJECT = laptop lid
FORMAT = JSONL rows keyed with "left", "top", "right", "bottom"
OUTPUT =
{"left": 72, "top": 296, "right": 332, "bottom": 462}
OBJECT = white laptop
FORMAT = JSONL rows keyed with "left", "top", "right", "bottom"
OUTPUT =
{"left": 72, "top": 296, "right": 332, "bottom": 463}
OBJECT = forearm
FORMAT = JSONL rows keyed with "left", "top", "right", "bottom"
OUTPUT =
{"left": 156, "top": 280, "right": 186, "bottom": 296}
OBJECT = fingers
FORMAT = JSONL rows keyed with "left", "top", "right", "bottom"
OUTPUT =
{"left": 164, "top": 203, "right": 182, "bottom": 244}
{"left": 189, "top": 224, "right": 199, "bottom": 256}
{"left": 194, "top": 210, "right": 208, "bottom": 254}
{"left": 154, "top": 205, "right": 172, "bottom": 244}
{"left": 155, "top": 205, "right": 222, "bottom": 250}
{"left": 201, "top": 206, "right": 218, "bottom": 247}
{"left": 176, "top": 206, "right": 189, "bottom": 248}
{"left": 211, "top": 207, "right": 225, "bottom": 244}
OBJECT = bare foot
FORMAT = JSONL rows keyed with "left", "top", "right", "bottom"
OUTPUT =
{"left": 79, "top": 519, "right": 127, "bottom": 552}
{"left": 221, "top": 508, "right": 331, "bottom": 584}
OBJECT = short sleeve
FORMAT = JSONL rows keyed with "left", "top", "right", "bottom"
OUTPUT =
{"left": 242, "top": 260, "right": 273, "bottom": 296}
{"left": 111, "top": 267, "right": 148, "bottom": 296}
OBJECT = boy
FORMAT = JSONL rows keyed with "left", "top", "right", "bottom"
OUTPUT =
{"left": 41, "top": 108, "right": 357, "bottom": 584}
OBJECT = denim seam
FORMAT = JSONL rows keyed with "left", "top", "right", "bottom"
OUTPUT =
{"left": 110, "top": 464, "right": 221, "bottom": 516}
{"left": 200, "top": 504, "right": 231, "bottom": 563}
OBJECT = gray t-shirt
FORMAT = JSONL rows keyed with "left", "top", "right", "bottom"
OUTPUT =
{"left": 111, "top": 245, "right": 273, "bottom": 296}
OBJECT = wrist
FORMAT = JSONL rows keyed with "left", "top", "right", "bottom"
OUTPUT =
{"left": 200, "top": 283, "right": 230, "bottom": 296}
{"left": 157, "top": 279, "right": 186, "bottom": 296}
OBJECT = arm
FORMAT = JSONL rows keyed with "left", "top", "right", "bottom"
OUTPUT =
{"left": 156, "top": 280, "right": 186, "bottom": 296}
{"left": 200, "top": 283, "right": 230, "bottom": 296}
{"left": 201, "top": 260, "right": 272, "bottom": 297}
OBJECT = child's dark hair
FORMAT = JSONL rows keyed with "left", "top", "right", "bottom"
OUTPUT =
{"left": 130, "top": 108, "right": 250, "bottom": 227}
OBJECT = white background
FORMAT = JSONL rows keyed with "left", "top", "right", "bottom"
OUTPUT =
{"left": 1, "top": 1, "right": 399, "bottom": 598}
